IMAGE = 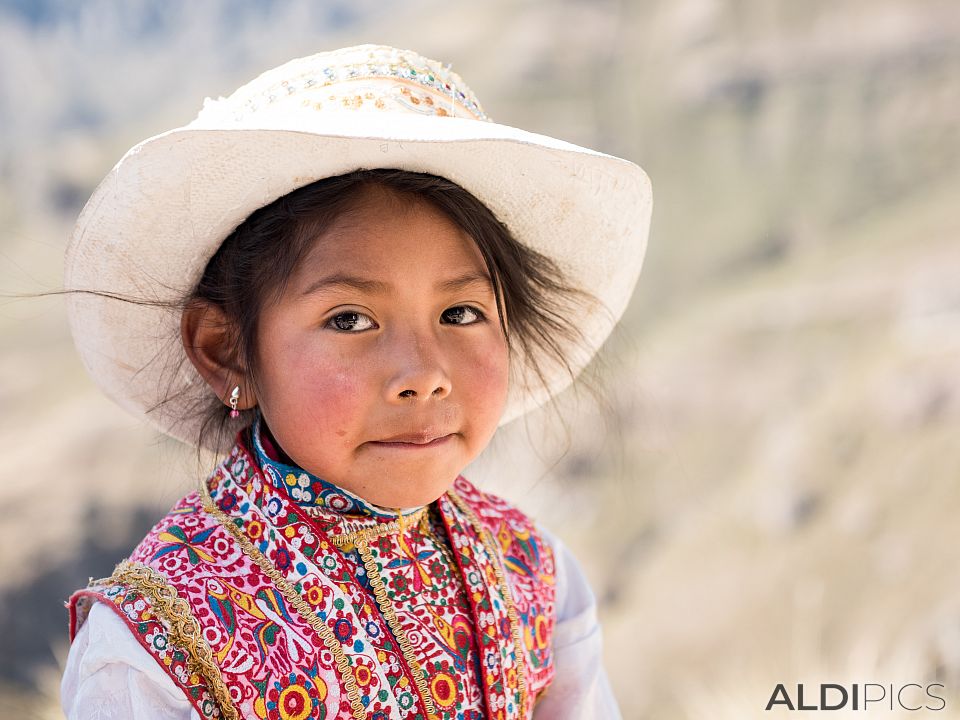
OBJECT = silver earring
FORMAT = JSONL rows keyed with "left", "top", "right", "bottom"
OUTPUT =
{"left": 228, "top": 386, "right": 240, "bottom": 418}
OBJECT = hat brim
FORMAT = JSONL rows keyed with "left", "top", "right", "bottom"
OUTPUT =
{"left": 65, "top": 113, "right": 652, "bottom": 450}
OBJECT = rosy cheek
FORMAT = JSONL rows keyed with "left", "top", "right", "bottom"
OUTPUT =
{"left": 299, "top": 360, "right": 365, "bottom": 427}
{"left": 262, "top": 331, "right": 354, "bottom": 414}
{"left": 464, "top": 345, "right": 510, "bottom": 414}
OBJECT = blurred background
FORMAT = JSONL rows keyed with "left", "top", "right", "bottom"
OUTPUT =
{"left": 2, "top": 0, "right": 959, "bottom": 718}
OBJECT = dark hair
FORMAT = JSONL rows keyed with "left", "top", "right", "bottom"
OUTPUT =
{"left": 186, "top": 168, "right": 593, "bottom": 451}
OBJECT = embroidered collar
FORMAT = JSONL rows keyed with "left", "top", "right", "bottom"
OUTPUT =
{"left": 249, "top": 411, "right": 425, "bottom": 521}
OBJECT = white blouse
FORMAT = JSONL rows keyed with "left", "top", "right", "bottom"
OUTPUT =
{"left": 61, "top": 530, "right": 621, "bottom": 720}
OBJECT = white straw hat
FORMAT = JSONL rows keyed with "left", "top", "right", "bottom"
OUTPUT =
{"left": 65, "top": 44, "right": 652, "bottom": 450}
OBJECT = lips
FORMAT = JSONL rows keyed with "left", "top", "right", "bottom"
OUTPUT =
{"left": 380, "top": 432, "right": 444, "bottom": 444}
{"left": 369, "top": 431, "right": 454, "bottom": 447}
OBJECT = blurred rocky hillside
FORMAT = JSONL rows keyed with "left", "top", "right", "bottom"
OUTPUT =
{"left": 2, "top": 0, "right": 959, "bottom": 718}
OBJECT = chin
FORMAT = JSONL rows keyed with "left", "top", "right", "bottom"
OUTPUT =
{"left": 363, "top": 472, "right": 458, "bottom": 509}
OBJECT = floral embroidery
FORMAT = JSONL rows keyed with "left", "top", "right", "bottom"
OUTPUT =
{"left": 266, "top": 670, "right": 326, "bottom": 720}
{"left": 69, "top": 431, "right": 556, "bottom": 720}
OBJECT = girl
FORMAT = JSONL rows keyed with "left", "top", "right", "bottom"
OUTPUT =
{"left": 60, "top": 45, "right": 651, "bottom": 720}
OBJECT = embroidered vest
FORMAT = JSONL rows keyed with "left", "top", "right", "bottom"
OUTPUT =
{"left": 69, "top": 439, "right": 555, "bottom": 720}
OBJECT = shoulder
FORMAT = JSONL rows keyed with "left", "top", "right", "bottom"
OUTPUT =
{"left": 449, "top": 477, "right": 560, "bottom": 688}
{"left": 450, "top": 475, "right": 540, "bottom": 532}
{"left": 68, "top": 489, "right": 209, "bottom": 640}
{"left": 62, "top": 601, "right": 199, "bottom": 720}
{"left": 450, "top": 476, "right": 556, "bottom": 575}
{"left": 449, "top": 478, "right": 601, "bottom": 635}
{"left": 524, "top": 532, "right": 624, "bottom": 718}
{"left": 127, "top": 491, "right": 214, "bottom": 563}
{"left": 535, "top": 528, "right": 601, "bottom": 639}
{"left": 66, "top": 488, "right": 232, "bottom": 718}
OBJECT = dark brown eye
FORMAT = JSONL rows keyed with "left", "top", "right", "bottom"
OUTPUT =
{"left": 327, "top": 312, "right": 376, "bottom": 332}
{"left": 441, "top": 306, "right": 483, "bottom": 325}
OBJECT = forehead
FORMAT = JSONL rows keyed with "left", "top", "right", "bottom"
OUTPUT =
{"left": 296, "top": 186, "right": 488, "bottom": 280}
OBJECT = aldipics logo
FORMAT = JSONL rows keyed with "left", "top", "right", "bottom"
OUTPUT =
{"left": 765, "top": 684, "right": 946, "bottom": 712}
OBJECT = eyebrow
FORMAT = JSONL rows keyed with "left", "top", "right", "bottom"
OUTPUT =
{"left": 301, "top": 273, "right": 389, "bottom": 297}
{"left": 301, "top": 271, "right": 494, "bottom": 297}
{"left": 436, "top": 271, "right": 495, "bottom": 293}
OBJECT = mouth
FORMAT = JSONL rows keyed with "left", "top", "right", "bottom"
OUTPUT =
{"left": 368, "top": 432, "right": 455, "bottom": 449}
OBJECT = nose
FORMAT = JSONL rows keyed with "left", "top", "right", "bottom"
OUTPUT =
{"left": 383, "top": 329, "right": 452, "bottom": 403}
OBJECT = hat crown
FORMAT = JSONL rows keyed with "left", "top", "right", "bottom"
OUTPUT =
{"left": 194, "top": 44, "right": 489, "bottom": 126}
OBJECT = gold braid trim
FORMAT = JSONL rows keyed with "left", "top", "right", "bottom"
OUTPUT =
{"left": 106, "top": 560, "right": 239, "bottom": 720}
{"left": 353, "top": 537, "right": 438, "bottom": 719}
{"left": 198, "top": 481, "right": 366, "bottom": 720}
{"left": 447, "top": 490, "right": 529, "bottom": 717}
{"left": 327, "top": 506, "right": 429, "bottom": 549}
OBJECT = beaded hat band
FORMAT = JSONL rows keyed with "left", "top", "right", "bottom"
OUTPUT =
{"left": 197, "top": 45, "right": 488, "bottom": 124}
{"left": 65, "top": 44, "right": 653, "bottom": 450}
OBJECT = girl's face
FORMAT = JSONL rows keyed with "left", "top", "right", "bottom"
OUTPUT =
{"left": 253, "top": 188, "right": 510, "bottom": 508}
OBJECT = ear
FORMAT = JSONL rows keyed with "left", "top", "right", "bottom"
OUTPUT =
{"left": 180, "top": 300, "right": 257, "bottom": 410}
